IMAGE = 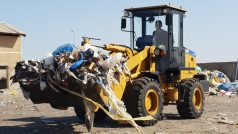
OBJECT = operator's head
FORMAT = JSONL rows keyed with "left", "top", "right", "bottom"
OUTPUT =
{"left": 155, "top": 20, "right": 162, "bottom": 30}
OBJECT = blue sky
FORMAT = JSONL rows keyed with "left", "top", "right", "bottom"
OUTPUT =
{"left": 1, "top": 0, "right": 238, "bottom": 63}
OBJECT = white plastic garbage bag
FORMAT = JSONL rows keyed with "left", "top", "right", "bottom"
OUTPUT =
{"left": 98, "top": 53, "right": 123, "bottom": 69}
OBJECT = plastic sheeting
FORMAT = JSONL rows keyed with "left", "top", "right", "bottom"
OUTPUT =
{"left": 52, "top": 43, "right": 76, "bottom": 56}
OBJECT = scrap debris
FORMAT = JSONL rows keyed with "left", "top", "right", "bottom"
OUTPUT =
{"left": 200, "top": 69, "right": 238, "bottom": 96}
{"left": 11, "top": 42, "right": 152, "bottom": 132}
{"left": 207, "top": 113, "right": 238, "bottom": 125}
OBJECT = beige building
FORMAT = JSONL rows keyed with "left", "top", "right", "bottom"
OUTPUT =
{"left": 0, "top": 22, "right": 26, "bottom": 89}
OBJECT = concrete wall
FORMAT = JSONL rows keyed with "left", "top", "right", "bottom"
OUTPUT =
{"left": 198, "top": 62, "right": 237, "bottom": 82}
{"left": 0, "top": 35, "right": 22, "bottom": 88}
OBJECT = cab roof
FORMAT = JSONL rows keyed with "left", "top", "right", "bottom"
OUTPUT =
{"left": 124, "top": 4, "right": 186, "bottom": 13}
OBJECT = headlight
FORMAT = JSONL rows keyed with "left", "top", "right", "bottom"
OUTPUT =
{"left": 154, "top": 48, "right": 160, "bottom": 56}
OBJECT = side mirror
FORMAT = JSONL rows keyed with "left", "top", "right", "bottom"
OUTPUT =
{"left": 121, "top": 18, "right": 127, "bottom": 29}
{"left": 148, "top": 17, "right": 155, "bottom": 23}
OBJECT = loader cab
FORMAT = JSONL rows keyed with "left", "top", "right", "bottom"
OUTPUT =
{"left": 122, "top": 5, "right": 186, "bottom": 73}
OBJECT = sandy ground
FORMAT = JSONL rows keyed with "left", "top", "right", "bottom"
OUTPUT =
{"left": 0, "top": 84, "right": 238, "bottom": 134}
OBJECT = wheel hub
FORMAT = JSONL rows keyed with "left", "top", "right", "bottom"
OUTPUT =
{"left": 145, "top": 89, "right": 159, "bottom": 115}
{"left": 193, "top": 87, "right": 202, "bottom": 110}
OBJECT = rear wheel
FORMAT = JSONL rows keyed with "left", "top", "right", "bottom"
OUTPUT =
{"left": 177, "top": 78, "right": 205, "bottom": 119}
{"left": 74, "top": 107, "right": 107, "bottom": 122}
{"left": 123, "top": 77, "right": 163, "bottom": 126}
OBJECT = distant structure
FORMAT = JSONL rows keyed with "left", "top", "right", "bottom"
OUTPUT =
{"left": 198, "top": 61, "right": 238, "bottom": 82}
{"left": 0, "top": 22, "right": 26, "bottom": 89}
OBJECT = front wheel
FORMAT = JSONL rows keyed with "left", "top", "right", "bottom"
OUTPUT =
{"left": 123, "top": 77, "right": 163, "bottom": 126}
{"left": 177, "top": 78, "right": 205, "bottom": 119}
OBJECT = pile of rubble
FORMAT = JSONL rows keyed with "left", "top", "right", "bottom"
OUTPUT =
{"left": 200, "top": 70, "right": 238, "bottom": 96}
{"left": 11, "top": 43, "right": 151, "bottom": 132}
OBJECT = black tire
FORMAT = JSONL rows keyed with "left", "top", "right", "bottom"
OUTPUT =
{"left": 123, "top": 77, "right": 163, "bottom": 126}
{"left": 74, "top": 107, "right": 107, "bottom": 122}
{"left": 177, "top": 78, "right": 205, "bottom": 119}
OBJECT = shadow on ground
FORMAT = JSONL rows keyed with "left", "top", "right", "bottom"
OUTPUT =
{"left": 0, "top": 116, "right": 80, "bottom": 134}
{"left": 0, "top": 114, "right": 183, "bottom": 134}
{"left": 164, "top": 113, "right": 182, "bottom": 120}
{"left": 0, "top": 116, "right": 133, "bottom": 134}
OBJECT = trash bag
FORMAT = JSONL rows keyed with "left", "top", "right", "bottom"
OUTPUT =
{"left": 52, "top": 43, "right": 76, "bottom": 56}
{"left": 227, "top": 83, "right": 238, "bottom": 92}
{"left": 218, "top": 83, "right": 234, "bottom": 91}
{"left": 97, "top": 53, "right": 123, "bottom": 69}
{"left": 218, "top": 72, "right": 225, "bottom": 78}
{"left": 43, "top": 55, "right": 54, "bottom": 68}
{"left": 195, "top": 66, "right": 202, "bottom": 73}
{"left": 210, "top": 79, "right": 219, "bottom": 87}
{"left": 70, "top": 60, "right": 86, "bottom": 71}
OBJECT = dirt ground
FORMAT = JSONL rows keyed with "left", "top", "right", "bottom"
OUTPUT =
{"left": 0, "top": 84, "right": 238, "bottom": 134}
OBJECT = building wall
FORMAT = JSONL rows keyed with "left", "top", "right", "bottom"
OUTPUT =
{"left": 198, "top": 62, "right": 237, "bottom": 82}
{"left": 0, "top": 35, "right": 22, "bottom": 87}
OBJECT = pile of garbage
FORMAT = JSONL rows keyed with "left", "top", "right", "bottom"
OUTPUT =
{"left": 11, "top": 43, "right": 151, "bottom": 132}
{"left": 200, "top": 70, "right": 238, "bottom": 96}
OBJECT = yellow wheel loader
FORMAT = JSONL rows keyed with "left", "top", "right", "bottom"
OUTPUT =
{"left": 12, "top": 4, "right": 208, "bottom": 131}
{"left": 99, "top": 5, "right": 207, "bottom": 124}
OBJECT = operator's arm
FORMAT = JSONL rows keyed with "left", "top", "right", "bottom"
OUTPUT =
{"left": 152, "top": 31, "right": 159, "bottom": 46}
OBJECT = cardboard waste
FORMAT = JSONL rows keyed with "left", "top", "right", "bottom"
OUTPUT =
{"left": 10, "top": 42, "right": 153, "bottom": 132}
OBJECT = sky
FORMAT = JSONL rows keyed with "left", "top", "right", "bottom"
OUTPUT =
{"left": 0, "top": 0, "right": 238, "bottom": 63}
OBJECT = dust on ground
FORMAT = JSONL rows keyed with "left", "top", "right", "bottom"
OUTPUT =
{"left": 0, "top": 84, "right": 238, "bottom": 134}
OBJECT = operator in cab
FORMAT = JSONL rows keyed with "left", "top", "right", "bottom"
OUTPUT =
{"left": 153, "top": 20, "right": 168, "bottom": 56}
